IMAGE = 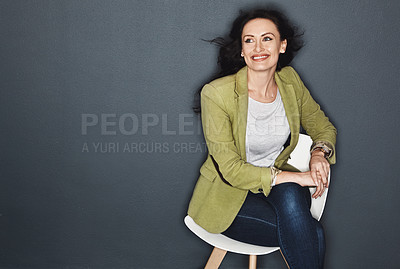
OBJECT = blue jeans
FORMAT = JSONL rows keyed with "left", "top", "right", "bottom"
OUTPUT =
{"left": 222, "top": 183, "right": 325, "bottom": 269}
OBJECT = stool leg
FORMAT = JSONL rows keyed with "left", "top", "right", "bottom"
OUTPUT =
{"left": 249, "top": 255, "right": 257, "bottom": 269}
{"left": 279, "top": 249, "right": 290, "bottom": 269}
{"left": 204, "top": 247, "right": 227, "bottom": 269}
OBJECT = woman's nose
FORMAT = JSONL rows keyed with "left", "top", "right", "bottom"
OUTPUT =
{"left": 254, "top": 41, "right": 264, "bottom": 52}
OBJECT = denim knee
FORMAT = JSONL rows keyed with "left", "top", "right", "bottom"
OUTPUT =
{"left": 267, "top": 182, "right": 311, "bottom": 215}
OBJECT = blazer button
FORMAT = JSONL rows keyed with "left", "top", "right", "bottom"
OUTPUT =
{"left": 258, "top": 188, "right": 263, "bottom": 193}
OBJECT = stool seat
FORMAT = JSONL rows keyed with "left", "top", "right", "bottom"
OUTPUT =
{"left": 184, "top": 215, "right": 279, "bottom": 256}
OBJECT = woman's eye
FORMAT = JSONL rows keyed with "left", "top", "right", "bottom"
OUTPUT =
{"left": 244, "top": 39, "right": 253, "bottom": 43}
{"left": 263, "top": 37, "right": 272, "bottom": 41}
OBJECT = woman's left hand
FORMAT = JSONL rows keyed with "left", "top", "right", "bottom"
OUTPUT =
{"left": 309, "top": 150, "right": 330, "bottom": 198}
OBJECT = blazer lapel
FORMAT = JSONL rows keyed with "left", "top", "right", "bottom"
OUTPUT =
{"left": 234, "top": 67, "right": 249, "bottom": 161}
{"left": 274, "top": 71, "right": 300, "bottom": 165}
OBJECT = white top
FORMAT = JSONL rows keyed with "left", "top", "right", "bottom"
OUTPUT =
{"left": 245, "top": 89, "right": 291, "bottom": 169}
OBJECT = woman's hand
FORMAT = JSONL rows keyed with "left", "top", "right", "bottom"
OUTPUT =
{"left": 309, "top": 150, "right": 330, "bottom": 198}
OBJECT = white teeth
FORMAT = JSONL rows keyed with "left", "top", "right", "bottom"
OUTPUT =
{"left": 253, "top": 55, "right": 268, "bottom": 59}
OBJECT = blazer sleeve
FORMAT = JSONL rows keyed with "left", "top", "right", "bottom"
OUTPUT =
{"left": 201, "top": 84, "right": 273, "bottom": 196}
{"left": 292, "top": 68, "right": 337, "bottom": 164}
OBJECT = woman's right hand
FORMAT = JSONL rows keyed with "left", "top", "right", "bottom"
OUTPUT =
{"left": 275, "top": 171, "right": 326, "bottom": 198}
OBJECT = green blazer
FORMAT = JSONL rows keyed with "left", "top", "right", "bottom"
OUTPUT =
{"left": 187, "top": 66, "right": 337, "bottom": 233}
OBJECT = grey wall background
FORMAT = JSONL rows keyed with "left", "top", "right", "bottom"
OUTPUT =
{"left": 1, "top": 1, "right": 399, "bottom": 268}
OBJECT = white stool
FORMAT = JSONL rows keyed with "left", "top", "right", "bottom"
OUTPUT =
{"left": 185, "top": 134, "right": 330, "bottom": 268}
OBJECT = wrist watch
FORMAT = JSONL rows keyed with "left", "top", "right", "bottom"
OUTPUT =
{"left": 310, "top": 141, "right": 333, "bottom": 159}
{"left": 311, "top": 147, "right": 329, "bottom": 159}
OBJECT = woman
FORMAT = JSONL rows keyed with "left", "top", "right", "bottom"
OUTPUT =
{"left": 187, "top": 7, "right": 336, "bottom": 269}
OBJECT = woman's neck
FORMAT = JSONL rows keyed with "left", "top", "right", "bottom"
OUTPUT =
{"left": 247, "top": 68, "right": 277, "bottom": 101}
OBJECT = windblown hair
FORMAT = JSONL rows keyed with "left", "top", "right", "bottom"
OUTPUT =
{"left": 193, "top": 6, "right": 304, "bottom": 113}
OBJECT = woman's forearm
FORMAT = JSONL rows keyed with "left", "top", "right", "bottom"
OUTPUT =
{"left": 275, "top": 171, "right": 316, "bottom": 187}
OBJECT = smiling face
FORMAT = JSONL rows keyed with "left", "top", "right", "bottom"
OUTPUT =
{"left": 241, "top": 18, "right": 287, "bottom": 73}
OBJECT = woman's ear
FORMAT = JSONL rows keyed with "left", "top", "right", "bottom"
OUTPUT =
{"left": 280, "top": 39, "right": 288, "bottom": 53}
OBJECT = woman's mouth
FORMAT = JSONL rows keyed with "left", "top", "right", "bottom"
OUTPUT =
{"left": 251, "top": 54, "right": 269, "bottom": 61}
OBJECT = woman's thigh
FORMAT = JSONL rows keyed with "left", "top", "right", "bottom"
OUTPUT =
{"left": 222, "top": 192, "right": 279, "bottom": 247}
